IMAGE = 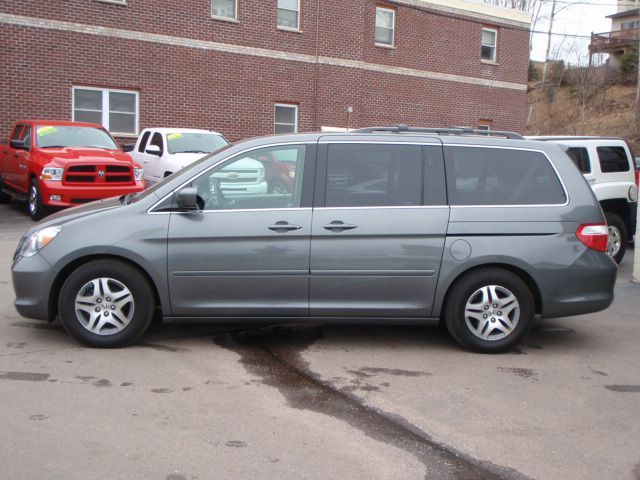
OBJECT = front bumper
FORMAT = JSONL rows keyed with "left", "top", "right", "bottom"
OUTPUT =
{"left": 40, "top": 180, "right": 145, "bottom": 208}
{"left": 12, "top": 253, "right": 58, "bottom": 321}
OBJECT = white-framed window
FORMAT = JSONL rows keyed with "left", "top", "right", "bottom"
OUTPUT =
{"left": 274, "top": 104, "right": 298, "bottom": 133}
{"left": 277, "top": 0, "right": 300, "bottom": 30}
{"left": 481, "top": 28, "right": 497, "bottom": 62}
{"left": 211, "top": 0, "right": 237, "bottom": 20}
{"left": 72, "top": 86, "right": 139, "bottom": 135}
{"left": 375, "top": 7, "right": 395, "bottom": 47}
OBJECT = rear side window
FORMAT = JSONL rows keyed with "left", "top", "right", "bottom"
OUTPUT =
{"left": 444, "top": 146, "right": 567, "bottom": 206}
{"left": 597, "top": 146, "right": 630, "bottom": 173}
{"left": 565, "top": 147, "right": 591, "bottom": 174}
{"left": 325, "top": 144, "right": 423, "bottom": 207}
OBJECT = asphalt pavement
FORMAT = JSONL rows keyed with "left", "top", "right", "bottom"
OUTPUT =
{"left": 1, "top": 201, "right": 639, "bottom": 480}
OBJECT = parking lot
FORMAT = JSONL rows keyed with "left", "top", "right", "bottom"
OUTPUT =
{"left": 1, "top": 200, "right": 639, "bottom": 480}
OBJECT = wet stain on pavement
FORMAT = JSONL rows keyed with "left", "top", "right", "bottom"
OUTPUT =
{"left": 225, "top": 440, "right": 247, "bottom": 448}
{"left": 497, "top": 367, "right": 537, "bottom": 380}
{"left": 363, "top": 367, "right": 430, "bottom": 377}
{"left": 632, "top": 462, "right": 640, "bottom": 479}
{"left": 29, "top": 414, "right": 49, "bottom": 421}
{"left": 76, "top": 376, "right": 96, "bottom": 381}
{"left": 215, "top": 325, "right": 528, "bottom": 480}
{"left": 121, "top": 382, "right": 134, "bottom": 387}
{"left": 7, "top": 342, "right": 26, "bottom": 349}
{"left": 93, "top": 379, "right": 112, "bottom": 387}
{"left": 591, "top": 369, "right": 608, "bottom": 376}
{"left": 605, "top": 385, "right": 640, "bottom": 393}
{"left": 166, "top": 475, "right": 188, "bottom": 480}
{"left": 151, "top": 388, "right": 173, "bottom": 394}
{"left": 0, "top": 371, "right": 50, "bottom": 382}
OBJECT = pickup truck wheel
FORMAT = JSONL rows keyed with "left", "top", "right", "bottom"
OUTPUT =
{"left": 444, "top": 268, "right": 534, "bottom": 353}
{"left": 28, "top": 179, "right": 49, "bottom": 221}
{"left": 604, "top": 212, "right": 626, "bottom": 264}
{"left": 0, "top": 176, "right": 11, "bottom": 204}
{"left": 58, "top": 260, "right": 155, "bottom": 348}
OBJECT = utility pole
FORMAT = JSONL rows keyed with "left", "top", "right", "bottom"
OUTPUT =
{"left": 635, "top": 0, "right": 640, "bottom": 123}
{"left": 541, "top": 0, "right": 557, "bottom": 91}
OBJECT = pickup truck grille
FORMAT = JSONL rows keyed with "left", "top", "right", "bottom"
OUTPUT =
{"left": 64, "top": 165, "right": 133, "bottom": 184}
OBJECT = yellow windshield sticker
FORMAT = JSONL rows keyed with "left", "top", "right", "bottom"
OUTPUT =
{"left": 167, "top": 133, "right": 183, "bottom": 141}
{"left": 37, "top": 126, "right": 58, "bottom": 137}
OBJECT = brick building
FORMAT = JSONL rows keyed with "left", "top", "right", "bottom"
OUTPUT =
{"left": 0, "top": 0, "right": 530, "bottom": 143}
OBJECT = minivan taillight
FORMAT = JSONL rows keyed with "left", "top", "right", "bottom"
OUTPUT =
{"left": 576, "top": 224, "right": 608, "bottom": 252}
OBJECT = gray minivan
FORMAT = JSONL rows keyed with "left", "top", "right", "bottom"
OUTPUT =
{"left": 12, "top": 126, "right": 617, "bottom": 352}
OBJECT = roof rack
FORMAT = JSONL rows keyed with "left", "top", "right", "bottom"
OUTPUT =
{"left": 350, "top": 124, "right": 524, "bottom": 140}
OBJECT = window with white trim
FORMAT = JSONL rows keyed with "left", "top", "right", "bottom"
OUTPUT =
{"left": 481, "top": 28, "right": 497, "bottom": 62}
{"left": 72, "top": 87, "right": 138, "bottom": 135}
{"left": 274, "top": 104, "right": 298, "bottom": 133}
{"left": 277, "top": 0, "right": 300, "bottom": 29}
{"left": 375, "top": 7, "right": 395, "bottom": 46}
{"left": 212, "top": 0, "right": 237, "bottom": 20}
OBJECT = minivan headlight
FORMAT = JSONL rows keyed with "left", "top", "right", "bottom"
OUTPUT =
{"left": 16, "top": 226, "right": 62, "bottom": 258}
{"left": 134, "top": 167, "right": 144, "bottom": 182}
{"left": 41, "top": 166, "right": 64, "bottom": 181}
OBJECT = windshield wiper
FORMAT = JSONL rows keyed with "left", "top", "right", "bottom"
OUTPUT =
{"left": 40, "top": 145, "right": 66, "bottom": 148}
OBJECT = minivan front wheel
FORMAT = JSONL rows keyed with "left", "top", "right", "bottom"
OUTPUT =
{"left": 445, "top": 268, "right": 534, "bottom": 353}
{"left": 59, "top": 260, "right": 155, "bottom": 348}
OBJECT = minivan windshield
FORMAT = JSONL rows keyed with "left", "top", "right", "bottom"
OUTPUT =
{"left": 166, "top": 132, "right": 228, "bottom": 154}
{"left": 35, "top": 125, "right": 118, "bottom": 150}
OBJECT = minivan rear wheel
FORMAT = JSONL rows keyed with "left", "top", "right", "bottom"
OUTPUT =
{"left": 445, "top": 268, "right": 534, "bottom": 353}
{"left": 58, "top": 260, "right": 155, "bottom": 348}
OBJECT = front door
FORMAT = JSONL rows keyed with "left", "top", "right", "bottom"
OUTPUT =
{"left": 167, "top": 143, "right": 314, "bottom": 317}
{"left": 310, "top": 139, "right": 449, "bottom": 318}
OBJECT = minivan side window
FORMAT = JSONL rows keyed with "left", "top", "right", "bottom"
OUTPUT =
{"left": 597, "top": 146, "right": 630, "bottom": 173}
{"left": 325, "top": 144, "right": 423, "bottom": 207}
{"left": 445, "top": 146, "right": 567, "bottom": 206}
{"left": 565, "top": 147, "right": 591, "bottom": 174}
{"left": 189, "top": 145, "right": 305, "bottom": 210}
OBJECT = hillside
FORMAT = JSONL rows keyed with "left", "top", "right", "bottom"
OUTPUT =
{"left": 525, "top": 83, "right": 640, "bottom": 151}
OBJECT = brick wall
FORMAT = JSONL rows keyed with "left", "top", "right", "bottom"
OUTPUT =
{"left": 0, "top": 0, "right": 530, "bottom": 143}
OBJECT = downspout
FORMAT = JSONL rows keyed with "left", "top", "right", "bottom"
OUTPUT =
{"left": 313, "top": 0, "right": 321, "bottom": 130}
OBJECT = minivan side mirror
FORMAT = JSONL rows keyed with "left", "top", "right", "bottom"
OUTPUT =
{"left": 10, "top": 139, "right": 27, "bottom": 150}
{"left": 176, "top": 187, "right": 201, "bottom": 210}
{"left": 145, "top": 145, "right": 162, "bottom": 156}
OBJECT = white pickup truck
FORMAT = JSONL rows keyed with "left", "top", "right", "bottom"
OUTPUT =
{"left": 127, "top": 128, "right": 267, "bottom": 196}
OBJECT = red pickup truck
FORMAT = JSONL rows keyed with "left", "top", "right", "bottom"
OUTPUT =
{"left": 0, "top": 120, "right": 145, "bottom": 220}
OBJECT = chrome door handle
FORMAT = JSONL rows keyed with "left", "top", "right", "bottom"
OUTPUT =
{"left": 323, "top": 221, "right": 357, "bottom": 231}
{"left": 268, "top": 221, "right": 303, "bottom": 232}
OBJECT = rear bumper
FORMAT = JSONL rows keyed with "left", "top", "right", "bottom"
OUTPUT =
{"left": 542, "top": 250, "right": 617, "bottom": 319}
{"left": 40, "top": 181, "right": 145, "bottom": 207}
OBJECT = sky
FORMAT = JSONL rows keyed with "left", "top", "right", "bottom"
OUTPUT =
{"left": 529, "top": 1, "right": 619, "bottom": 63}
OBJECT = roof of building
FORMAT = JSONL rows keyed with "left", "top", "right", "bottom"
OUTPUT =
{"left": 607, "top": 8, "right": 640, "bottom": 19}
{"left": 410, "top": 0, "right": 531, "bottom": 26}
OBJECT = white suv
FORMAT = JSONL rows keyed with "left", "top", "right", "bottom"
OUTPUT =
{"left": 528, "top": 136, "right": 638, "bottom": 263}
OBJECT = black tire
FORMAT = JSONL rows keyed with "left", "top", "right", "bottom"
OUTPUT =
{"left": 0, "top": 175, "right": 11, "bottom": 204}
{"left": 28, "top": 178, "right": 49, "bottom": 221}
{"left": 604, "top": 212, "right": 627, "bottom": 264}
{"left": 444, "top": 268, "right": 534, "bottom": 353}
{"left": 268, "top": 179, "right": 288, "bottom": 195}
{"left": 58, "top": 260, "right": 155, "bottom": 348}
